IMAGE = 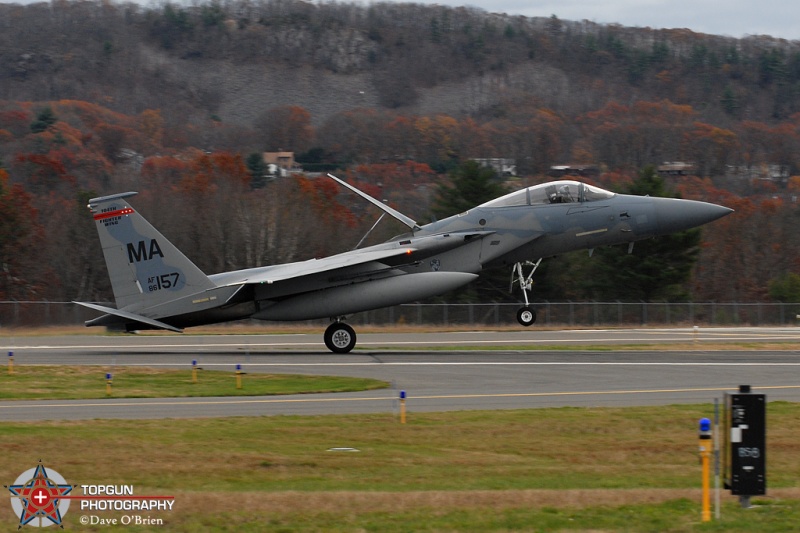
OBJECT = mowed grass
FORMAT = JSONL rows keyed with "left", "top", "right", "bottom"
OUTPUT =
{"left": 0, "top": 365, "right": 389, "bottom": 400}
{"left": 2, "top": 404, "right": 800, "bottom": 531}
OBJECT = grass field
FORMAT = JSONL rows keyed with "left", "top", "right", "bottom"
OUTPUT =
{"left": 3, "top": 329, "right": 799, "bottom": 531}
{"left": 3, "top": 404, "right": 800, "bottom": 531}
{"left": 0, "top": 365, "right": 389, "bottom": 400}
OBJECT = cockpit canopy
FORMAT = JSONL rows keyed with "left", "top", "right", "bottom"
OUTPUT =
{"left": 480, "top": 180, "right": 615, "bottom": 208}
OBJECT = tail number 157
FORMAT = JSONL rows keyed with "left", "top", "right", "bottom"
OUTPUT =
{"left": 147, "top": 272, "right": 180, "bottom": 292}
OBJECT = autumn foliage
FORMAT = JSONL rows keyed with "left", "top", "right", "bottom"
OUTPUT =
{"left": 0, "top": 96, "right": 798, "bottom": 305}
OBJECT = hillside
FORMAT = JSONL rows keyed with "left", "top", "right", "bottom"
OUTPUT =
{"left": 1, "top": 0, "right": 800, "bottom": 307}
{"left": 2, "top": 0, "right": 799, "bottom": 128}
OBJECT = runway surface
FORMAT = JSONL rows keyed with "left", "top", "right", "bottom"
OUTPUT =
{"left": 2, "top": 327, "right": 799, "bottom": 420}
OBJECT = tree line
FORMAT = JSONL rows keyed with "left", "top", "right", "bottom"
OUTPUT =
{"left": 1, "top": 99, "right": 799, "bottom": 307}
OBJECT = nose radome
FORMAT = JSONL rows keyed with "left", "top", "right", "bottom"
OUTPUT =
{"left": 651, "top": 197, "right": 733, "bottom": 233}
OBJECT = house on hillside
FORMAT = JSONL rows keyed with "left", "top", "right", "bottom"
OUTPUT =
{"left": 727, "top": 163, "right": 790, "bottom": 182}
{"left": 262, "top": 151, "right": 300, "bottom": 177}
{"left": 472, "top": 158, "right": 517, "bottom": 177}
{"left": 657, "top": 162, "right": 695, "bottom": 176}
{"left": 548, "top": 164, "right": 599, "bottom": 178}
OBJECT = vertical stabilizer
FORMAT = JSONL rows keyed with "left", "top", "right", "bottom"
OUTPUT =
{"left": 87, "top": 192, "right": 215, "bottom": 310}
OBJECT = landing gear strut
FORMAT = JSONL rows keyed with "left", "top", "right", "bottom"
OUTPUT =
{"left": 511, "top": 258, "right": 542, "bottom": 327}
{"left": 324, "top": 320, "right": 357, "bottom": 353}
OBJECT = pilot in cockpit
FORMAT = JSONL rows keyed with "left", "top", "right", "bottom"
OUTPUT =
{"left": 549, "top": 184, "right": 574, "bottom": 203}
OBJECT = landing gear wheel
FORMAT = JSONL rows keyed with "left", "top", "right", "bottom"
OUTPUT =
{"left": 510, "top": 259, "right": 542, "bottom": 328}
{"left": 324, "top": 322, "right": 357, "bottom": 353}
{"left": 517, "top": 306, "right": 537, "bottom": 327}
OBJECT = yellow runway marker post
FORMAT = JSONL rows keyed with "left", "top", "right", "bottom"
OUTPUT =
{"left": 236, "top": 364, "right": 242, "bottom": 390}
{"left": 399, "top": 390, "right": 407, "bottom": 424}
{"left": 105, "top": 372, "right": 113, "bottom": 396}
{"left": 192, "top": 359, "right": 198, "bottom": 384}
{"left": 698, "top": 417, "right": 712, "bottom": 522}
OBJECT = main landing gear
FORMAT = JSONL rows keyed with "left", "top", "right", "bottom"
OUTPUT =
{"left": 511, "top": 258, "right": 542, "bottom": 327}
{"left": 323, "top": 259, "right": 545, "bottom": 351}
{"left": 324, "top": 320, "right": 357, "bottom": 353}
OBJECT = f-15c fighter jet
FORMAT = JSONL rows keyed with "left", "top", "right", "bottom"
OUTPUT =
{"left": 76, "top": 174, "right": 732, "bottom": 352}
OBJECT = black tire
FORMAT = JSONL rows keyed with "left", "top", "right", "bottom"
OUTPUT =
{"left": 324, "top": 322, "right": 357, "bottom": 353}
{"left": 516, "top": 306, "right": 536, "bottom": 327}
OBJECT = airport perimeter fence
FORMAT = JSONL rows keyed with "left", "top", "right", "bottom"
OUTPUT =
{"left": 1, "top": 300, "right": 799, "bottom": 329}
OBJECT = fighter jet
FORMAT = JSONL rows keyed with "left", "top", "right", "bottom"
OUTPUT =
{"left": 76, "top": 175, "right": 732, "bottom": 352}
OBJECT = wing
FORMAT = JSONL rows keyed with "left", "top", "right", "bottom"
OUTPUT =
{"left": 211, "top": 247, "right": 420, "bottom": 287}
{"left": 212, "top": 228, "right": 497, "bottom": 288}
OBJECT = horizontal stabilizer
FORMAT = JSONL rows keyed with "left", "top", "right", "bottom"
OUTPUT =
{"left": 73, "top": 301, "right": 183, "bottom": 333}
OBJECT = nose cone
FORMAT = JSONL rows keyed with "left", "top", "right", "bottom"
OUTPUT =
{"left": 652, "top": 197, "right": 733, "bottom": 233}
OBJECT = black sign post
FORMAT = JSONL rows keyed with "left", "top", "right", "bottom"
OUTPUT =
{"left": 723, "top": 385, "right": 766, "bottom": 508}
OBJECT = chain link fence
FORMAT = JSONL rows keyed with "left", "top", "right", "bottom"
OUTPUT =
{"left": 2, "top": 301, "right": 799, "bottom": 329}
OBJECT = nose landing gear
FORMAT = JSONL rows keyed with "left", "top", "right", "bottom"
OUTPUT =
{"left": 511, "top": 258, "right": 542, "bottom": 327}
